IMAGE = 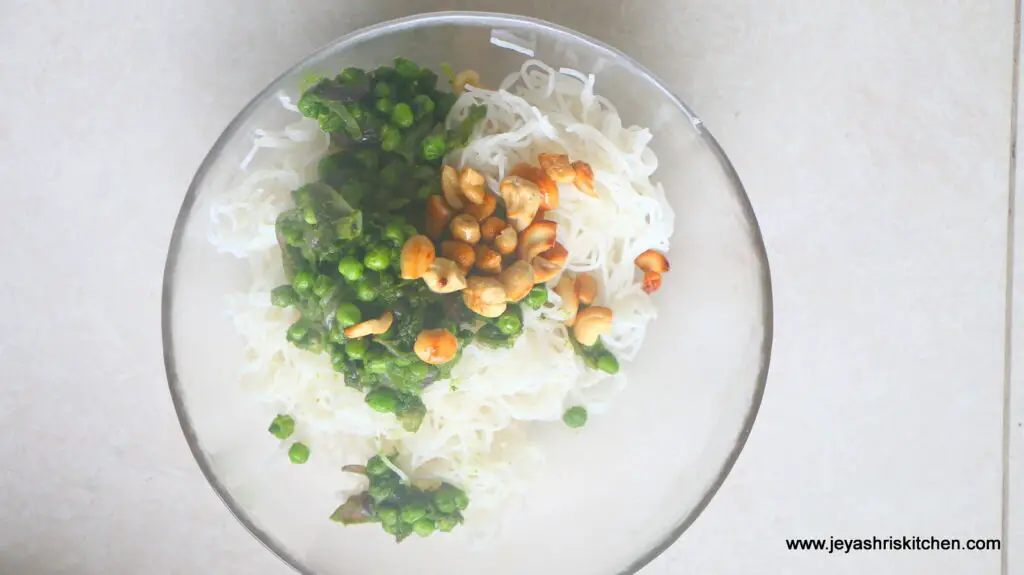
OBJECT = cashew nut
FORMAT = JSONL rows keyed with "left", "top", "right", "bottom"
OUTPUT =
{"left": 532, "top": 242, "right": 568, "bottom": 284}
{"left": 574, "top": 273, "right": 598, "bottom": 305}
{"left": 454, "top": 69, "right": 481, "bottom": 94}
{"left": 459, "top": 167, "right": 486, "bottom": 205}
{"left": 440, "top": 240, "right": 476, "bottom": 274}
{"left": 493, "top": 226, "right": 518, "bottom": 256}
{"left": 414, "top": 328, "right": 459, "bottom": 365}
{"left": 500, "top": 176, "right": 542, "bottom": 232}
{"left": 474, "top": 244, "right": 503, "bottom": 275}
{"left": 499, "top": 261, "right": 535, "bottom": 302}
{"left": 449, "top": 214, "right": 481, "bottom": 244}
{"left": 463, "top": 276, "right": 508, "bottom": 318}
{"left": 343, "top": 311, "right": 394, "bottom": 338}
{"left": 426, "top": 195, "right": 455, "bottom": 239}
{"left": 572, "top": 306, "right": 613, "bottom": 346}
{"left": 510, "top": 162, "right": 560, "bottom": 211}
{"left": 422, "top": 258, "right": 467, "bottom": 294}
{"left": 518, "top": 220, "right": 557, "bottom": 261}
{"left": 463, "top": 192, "right": 497, "bottom": 220}
{"left": 635, "top": 249, "right": 670, "bottom": 294}
{"left": 538, "top": 153, "right": 576, "bottom": 183}
{"left": 571, "top": 160, "right": 598, "bottom": 197}
{"left": 553, "top": 276, "right": 579, "bottom": 326}
{"left": 400, "top": 235, "right": 436, "bottom": 280}
{"left": 480, "top": 216, "right": 507, "bottom": 242}
{"left": 441, "top": 164, "right": 464, "bottom": 210}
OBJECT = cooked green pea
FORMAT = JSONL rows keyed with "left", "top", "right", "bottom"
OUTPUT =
{"left": 374, "top": 82, "right": 391, "bottom": 98}
{"left": 412, "top": 94, "right": 435, "bottom": 119}
{"left": 380, "top": 124, "right": 400, "bottom": 151}
{"left": 377, "top": 506, "right": 399, "bottom": 525}
{"left": 400, "top": 502, "right": 427, "bottom": 524}
{"left": 412, "top": 518, "right": 436, "bottom": 537}
{"left": 267, "top": 414, "right": 295, "bottom": 439}
{"left": 286, "top": 321, "right": 309, "bottom": 343}
{"left": 302, "top": 205, "right": 318, "bottom": 225}
{"left": 288, "top": 442, "right": 310, "bottom": 464}
{"left": 366, "top": 388, "right": 398, "bottom": 413}
{"left": 375, "top": 98, "right": 394, "bottom": 115}
{"left": 367, "top": 356, "right": 389, "bottom": 374}
{"left": 524, "top": 286, "right": 548, "bottom": 309}
{"left": 434, "top": 488, "right": 456, "bottom": 514}
{"left": 563, "top": 406, "right": 588, "bottom": 428}
{"left": 337, "top": 257, "right": 364, "bottom": 282}
{"left": 312, "top": 275, "right": 333, "bottom": 297}
{"left": 330, "top": 351, "right": 346, "bottom": 372}
{"left": 335, "top": 303, "right": 362, "bottom": 328}
{"left": 355, "top": 281, "right": 378, "bottom": 302}
{"left": 391, "top": 103, "right": 414, "bottom": 128}
{"left": 453, "top": 489, "right": 469, "bottom": 511}
{"left": 370, "top": 482, "right": 394, "bottom": 502}
{"left": 296, "top": 92, "right": 321, "bottom": 118}
{"left": 292, "top": 270, "right": 315, "bottom": 293}
{"left": 436, "top": 517, "right": 457, "bottom": 532}
{"left": 345, "top": 338, "right": 369, "bottom": 360}
{"left": 383, "top": 222, "right": 405, "bottom": 245}
{"left": 597, "top": 353, "right": 619, "bottom": 374}
{"left": 393, "top": 57, "right": 420, "bottom": 78}
{"left": 421, "top": 134, "right": 446, "bottom": 161}
{"left": 366, "top": 455, "right": 389, "bottom": 476}
{"left": 496, "top": 311, "right": 522, "bottom": 335}
{"left": 364, "top": 246, "right": 391, "bottom": 271}
{"left": 270, "top": 285, "right": 299, "bottom": 307}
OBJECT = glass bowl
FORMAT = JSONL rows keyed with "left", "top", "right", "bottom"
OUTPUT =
{"left": 163, "top": 11, "right": 772, "bottom": 575}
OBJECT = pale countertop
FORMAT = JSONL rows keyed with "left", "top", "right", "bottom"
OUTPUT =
{"left": 1, "top": 1, "right": 1021, "bottom": 574}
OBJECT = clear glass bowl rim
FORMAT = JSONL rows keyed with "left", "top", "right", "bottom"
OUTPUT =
{"left": 161, "top": 10, "right": 774, "bottom": 575}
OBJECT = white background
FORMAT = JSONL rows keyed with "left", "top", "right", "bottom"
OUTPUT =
{"left": 1, "top": 1, "right": 1020, "bottom": 573}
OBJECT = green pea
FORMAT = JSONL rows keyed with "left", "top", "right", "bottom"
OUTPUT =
{"left": 407, "top": 362, "right": 428, "bottom": 382}
{"left": 366, "top": 455, "right": 389, "bottom": 476}
{"left": 370, "top": 482, "right": 394, "bottom": 502}
{"left": 267, "top": 414, "right": 295, "bottom": 439}
{"left": 393, "top": 57, "right": 420, "bottom": 78}
{"left": 345, "top": 338, "right": 369, "bottom": 360}
{"left": 380, "top": 124, "right": 400, "bottom": 151}
{"left": 270, "top": 285, "right": 299, "bottom": 308}
{"left": 563, "top": 406, "right": 588, "bottom": 429}
{"left": 434, "top": 488, "right": 456, "bottom": 514}
{"left": 391, "top": 103, "right": 414, "bottom": 128}
{"left": 383, "top": 222, "right": 404, "bottom": 245}
{"left": 375, "top": 98, "right": 394, "bottom": 115}
{"left": 597, "top": 353, "right": 619, "bottom": 374}
{"left": 437, "top": 516, "right": 457, "bottom": 532}
{"left": 524, "top": 286, "right": 548, "bottom": 309}
{"left": 337, "top": 257, "right": 364, "bottom": 282}
{"left": 355, "top": 281, "right": 378, "bottom": 302}
{"left": 292, "top": 270, "right": 315, "bottom": 293}
{"left": 286, "top": 321, "right": 308, "bottom": 343}
{"left": 365, "top": 388, "right": 398, "bottom": 413}
{"left": 412, "top": 518, "right": 436, "bottom": 537}
{"left": 374, "top": 82, "right": 392, "bottom": 98}
{"left": 335, "top": 303, "right": 362, "bottom": 328}
{"left": 335, "top": 211, "right": 363, "bottom": 239}
{"left": 302, "top": 205, "right": 318, "bottom": 225}
{"left": 288, "top": 442, "right": 310, "bottom": 464}
{"left": 366, "top": 356, "right": 389, "bottom": 374}
{"left": 330, "top": 350, "right": 346, "bottom": 372}
{"left": 400, "top": 502, "right": 427, "bottom": 524}
{"left": 364, "top": 246, "right": 391, "bottom": 271}
{"left": 496, "top": 311, "right": 522, "bottom": 335}
{"left": 377, "top": 506, "right": 399, "bottom": 525}
{"left": 453, "top": 489, "right": 469, "bottom": 511}
{"left": 421, "top": 134, "right": 446, "bottom": 161}
{"left": 412, "top": 94, "right": 435, "bottom": 119}
{"left": 296, "top": 92, "right": 321, "bottom": 118}
{"left": 312, "top": 275, "right": 333, "bottom": 297}
{"left": 318, "top": 113, "right": 344, "bottom": 133}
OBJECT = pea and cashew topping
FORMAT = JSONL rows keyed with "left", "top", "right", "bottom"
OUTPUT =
{"left": 440, "top": 240, "right": 476, "bottom": 274}
{"left": 400, "top": 235, "right": 436, "bottom": 280}
{"left": 532, "top": 241, "right": 568, "bottom": 284}
{"left": 500, "top": 176, "right": 543, "bottom": 232}
{"left": 634, "top": 249, "right": 670, "bottom": 294}
{"left": 463, "top": 276, "right": 508, "bottom": 317}
{"left": 463, "top": 192, "right": 497, "bottom": 220}
{"left": 493, "top": 226, "right": 518, "bottom": 256}
{"left": 453, "top": 69, "right": 481, "bottom": 94}
{"left": 474, "top": 244, "right": 503, "bottom": 275}
{"left": 538, "top": 153, "right": 576, "bottom": 183}
{"left": 573, "top": 306, "right": 613, "bottom": 346}
{"left": 553, "top": 276, "right": 580, "bottom": 326}
{"left": 459, "top": 167, "right": 486, "bottom": 205}
{"left": 426, "top": 195, "right": 455, "bottom": 239}
{"left": 518, "top": 220, "right": 557, "bottom": 261}
{"left": 450, "top": 214, "right": 481, "bottom": 244}
{"left": 480, "top": 216, "right": 507, "bottom": 242}
{"left": 441, "top": 165, "right": 464, "bottom": 210}
{"left": 574, "top": 273, "right": 598, "bottom": 305}
{"left": 499, "top": 261, "right": 535, "bottom": 302}
{"left": 422, "top": 258, "right": 468, "bottom": 294}
{"left": 572, "top": 161, "right": 598, "bottom": 197}
{"left": 414, "top": 328, "right": 459, "bottom": 365}
{"left": 510, "top": 162, "right": 559, "bottom": 211}
{"left": 344, "top": 311, "right": 394, "bottom": 338}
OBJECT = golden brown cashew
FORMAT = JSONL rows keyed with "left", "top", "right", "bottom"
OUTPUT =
{"left": 571, "top": 161, "right": 598, "bottom": 197}
{"left": 463, "top": 192, "right": 497, "bottom": 220}
{"left": 500, "top": 176, "right": 542, "bottom": 231}
{"left": 426, "top": 195, "right": 455, "bottom": 239}
{"left": 499, "top": 261, "right": 535, "bottom": 302}
{"left": 449, "top": 214, "right": 481, "bottom": 244}
{"left": 414, "top": 329, "right": 459, "bottom": 365}
{"left": 572, "top": 306, "right": 613, "bottom": 346}
{"left": 400, "top": 235, "right": 436, "bottom": 280}
{"left": 474, "top": 244, "right": 503, "bottom": 275}
{"left": 441, "top": 164, "right": 464, "bottom": 210}
{"left": 538, "top": 153, "right": 576, "bottom": 183}
{"left": 421, "top": 258, "right": 468, "bottom": 294}
{"left": 634, "top": 249, "right": 670, "bottom": 294}
{"left": 553, "top": 276, "right": 580, "bottom": 326}
{"left": 574, "top": 274, "right": 598, "bottom": 305}
{"left": 510, "top": 162, "right": 559, "bottom": 211}
{"left": 440, "top": 240, "right": 476, "bottom": 274}
{"left": 493, "top": 226, "right": 518, "bottom": 256}
{"left": 518, "top": 220, "right": 557, "bottom": 261}
{"left": 459, "top": 167, "right": 486, "bottom": 205}
{"left": 463, "top": 276, "right": 508, "bottom": 318}
{"left": 343, "top": 311, "right": 394, "bottom": 338}
{"left": 531, "top": 242, "right": 568, "bottom": 284}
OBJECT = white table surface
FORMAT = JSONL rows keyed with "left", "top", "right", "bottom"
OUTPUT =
{"left": 1, "top": 1, "right": 1020, "bottom": 574}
